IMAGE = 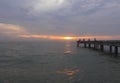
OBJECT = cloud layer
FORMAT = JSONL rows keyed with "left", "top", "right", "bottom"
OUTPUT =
{"left": 0, "top": 0, "right": 120, "bottom": 40}
{"left": 27, "top": 0, "right": 65, "bottom": 14}
{"left": 25, "top": 0, "right": 120, "bottom": 16}
{"left": 0, "top": 23, "right": 28, "bottom": 39}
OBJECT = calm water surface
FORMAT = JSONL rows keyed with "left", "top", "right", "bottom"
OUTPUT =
{"left": 0, "top": 41, "right": 120, "bottom": 83}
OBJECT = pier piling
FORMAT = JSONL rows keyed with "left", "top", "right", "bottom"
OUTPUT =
{"left": 109, "top": 46, "right": 112, "bottom": 53}
{"left": 84, "top": 43, "right": 87, "bottom": 48}
{"left": 100, "top": 45, "right": 104, "bottom": 51}
{"left": 88, "top": 43, "right": 91, "bottom": 48}
{"left": 114, "top": 46, "right": 118, "bottom": 56}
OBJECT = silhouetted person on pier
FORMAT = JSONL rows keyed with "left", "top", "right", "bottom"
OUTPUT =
{"left": 83, "top": 38, "right": 85, "bottom": 42}
{"left": 88, "top": 39, "right": 90, "bottom": 41}
{"left": 94, "top": 38, "right": 97, "bottom": 41}
{"left": 79, "top": 39, "right": 81, "bottom": 42}
{"left": 77, "top": 39, "right": 81, "bottom": 47}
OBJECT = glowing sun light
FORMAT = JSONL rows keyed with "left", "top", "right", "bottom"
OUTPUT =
{"left": 64, "top": 37, "right": 73, "bottom": 40}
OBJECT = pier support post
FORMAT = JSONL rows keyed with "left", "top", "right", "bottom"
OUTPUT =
{"left": 88, "top": 43, "right": 91, "bottom": 48}
{"left": 84, "top": 43, "right": 87, "bottom": 48}
{"left": 96, "top": 44, "right": 99, "bottom": 49}
{"left": 100, "top": 45, "right": 104, "bottom": 51}
{"left": 114, "top": 46, "right": 118, "bottom": 56}
{"left": 109, "top": 46, "right": 112, "bottom": 53}
{"left": 93, "top": 43, "right": 96, "bottom": 49}
{"left": 77, "top": 42, "right": 80, "bottom": 47}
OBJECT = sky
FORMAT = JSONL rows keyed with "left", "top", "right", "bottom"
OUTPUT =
{"left": 0, "top": 0, "right": 120, "bottom": 41}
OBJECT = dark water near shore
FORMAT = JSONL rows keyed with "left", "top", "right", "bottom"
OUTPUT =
{"left": 0, "top": 41, "right": 120, "bottom": 83}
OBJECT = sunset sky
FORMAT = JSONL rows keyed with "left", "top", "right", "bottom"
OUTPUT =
{"left": 0, "top": 0, "right": 120, "bottom": 41}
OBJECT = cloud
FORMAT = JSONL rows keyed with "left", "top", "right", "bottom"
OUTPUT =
{"left": 0, "top": 0, "right": 120, "bottom": 40}
{"left": 25, "top": 0, "right": 120, "bottom": 16}
{"left": 1, "top": 0, "right": 120, "bottom": 17}
{"left": 26, "top": 0, "right": 66, "bottom": 15}
{"left": 0, "top": 23, "right": 28, "bottom": 38}
{"left": 19, "top": 34, "right": 120, "bottom": 40}
{"left": 0, "top": 23, "right": 120, "bottom": 40}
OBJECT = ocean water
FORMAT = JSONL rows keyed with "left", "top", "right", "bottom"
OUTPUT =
{"left": 0, "top": 41, "right": 120, "bottom": 83}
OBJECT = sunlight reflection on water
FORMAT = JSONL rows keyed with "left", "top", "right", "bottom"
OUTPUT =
{"left": 64, "top": 42, "right": 72, "bottom": 54}
{"left": 56, "top": 68, "right": 80, "bottom": 80}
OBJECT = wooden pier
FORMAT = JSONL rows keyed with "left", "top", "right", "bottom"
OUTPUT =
{"left": 77, "top": 39, "right": 120, "bottom": 56}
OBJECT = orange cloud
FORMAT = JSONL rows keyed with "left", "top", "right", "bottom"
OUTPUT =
{"left": 20, "top": 35, "right": 67, "bottom": 40}
{"left": 20, "top": 34, "right": 120, "bottom": 40}
{"left": 0, "top": 23, "right": 120, "bottom": 41}
{"left": 0, "top": 23, "right": 28, "bottom": 37}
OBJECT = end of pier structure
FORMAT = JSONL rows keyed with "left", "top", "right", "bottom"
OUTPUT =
{"left": 76, "top": 38, "right": 120, "bottom": 56}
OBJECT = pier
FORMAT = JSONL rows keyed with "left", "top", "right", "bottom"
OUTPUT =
{"left": 77, "top": 39, "right": 120, "bottom": 56}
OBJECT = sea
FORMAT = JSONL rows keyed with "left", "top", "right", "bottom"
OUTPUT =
{"left": 0, "top": 41, "right": 120, "bottom": 83}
